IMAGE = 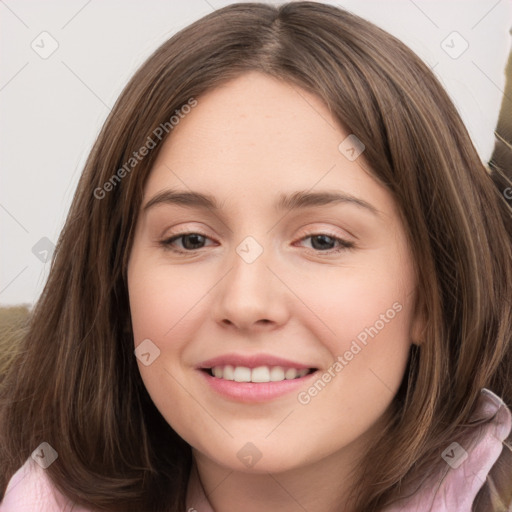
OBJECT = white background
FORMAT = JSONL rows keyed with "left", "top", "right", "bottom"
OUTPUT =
{"left": 1, "top": 0, "right": 511, "bottom": 306}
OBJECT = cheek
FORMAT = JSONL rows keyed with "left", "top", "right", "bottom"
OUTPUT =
{"left": 127, "top": 256, "right": 209, "bottom": 437}
{"left": 128, "top": 255, "right": 210, "bottom": 343}
{"left": 290, "top": 257, "right": 414, "bottom": 351}
{"left": 127, "top": 257, "right": 196, "bottom": 399}
{"left": 291, "top": 288, "right": 412, "bottom": 454}
{"left": 290, "top": 252, "right": 415, "bottom": 414}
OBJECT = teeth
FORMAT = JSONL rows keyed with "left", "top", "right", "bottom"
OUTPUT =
{"left": 222, "top": 365, "right": 235, "bottom": 381}
{"left": 208, "top": 365, "right": 312, "bottom": 383}
{"left": 233, "top": 366, "right": 251, "bottom": 382}
{"left": 285, "top": 368, "right": 298, "bottom": 380}
{"left": 252, "top": 366, "right": 270, "bottom": 382}
{"left": 269, "top": 366, "right": 285, "bottom": 381}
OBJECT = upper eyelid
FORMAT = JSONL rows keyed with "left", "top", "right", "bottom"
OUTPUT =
{"left": 160, "top": 221, "right": 354, "bottom": 239}
{"left": 161, "top": 227, "right": 351, "bottom": 241}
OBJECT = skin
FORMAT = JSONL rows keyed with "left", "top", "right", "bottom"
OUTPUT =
{"left": 127, "top": 71, "right": 424, "bottom": 512}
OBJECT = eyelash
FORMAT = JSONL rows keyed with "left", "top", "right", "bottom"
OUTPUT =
{"left": 159, "top": 230, "right": 355, "bottom": 255}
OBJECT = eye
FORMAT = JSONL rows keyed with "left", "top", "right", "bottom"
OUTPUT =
{"left": 159, "top": 232, "right": 216, "bottom": 252}
{"left": 296, "top": 233, "right": 355, "bottom": 253}
{"left": 159, "top": 231, "right": 355, "bottom": 254}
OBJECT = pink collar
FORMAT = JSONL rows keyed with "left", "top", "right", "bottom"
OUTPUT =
{"left": 186, "top": 388, "right": 512, "bottom": 512}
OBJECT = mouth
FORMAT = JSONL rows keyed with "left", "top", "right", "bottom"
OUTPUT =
{"left": 201, "top": 365, "right": 317, "bottom": 383}
{"left": 197, "top": 360, "right": 319, "bottom": 403}
{"left": 196, "top": 353, "right": 320, "bottom": 402}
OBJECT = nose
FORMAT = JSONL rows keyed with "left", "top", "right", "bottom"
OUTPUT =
{"left": 212, "top": 243, "right": 290, "bottom": 332}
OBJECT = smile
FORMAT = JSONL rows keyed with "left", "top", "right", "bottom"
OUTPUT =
{"left": 196, "top": 353, "right": 320, "bottom": 402}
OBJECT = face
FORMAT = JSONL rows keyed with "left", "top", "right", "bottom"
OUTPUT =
{"left": 127, "top": 71, "right": 423, "bottom": 475}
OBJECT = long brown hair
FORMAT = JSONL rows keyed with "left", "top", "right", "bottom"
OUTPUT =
{"left": 1, "top": 3, "right": 511, "bottom": 511}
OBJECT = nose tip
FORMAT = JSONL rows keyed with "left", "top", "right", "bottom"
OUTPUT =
{"left": 212, "top": 250, "right": 290, "bottom": 332}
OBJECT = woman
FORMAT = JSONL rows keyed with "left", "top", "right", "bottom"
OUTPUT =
{"left": 1, "top": 3, "right": 511, "bottom": 511}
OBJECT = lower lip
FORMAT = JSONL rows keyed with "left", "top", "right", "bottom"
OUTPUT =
{"left": 198, "top": 369, "right": 318, "bottom": 403}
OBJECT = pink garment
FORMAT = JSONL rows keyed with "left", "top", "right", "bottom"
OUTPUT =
{"left": 381, "top": 387, "right": 512, "bottom": 512}
{"left": 0, "top": 458, "right": 89, "bottom": 512}
{"left": 1, "top": 388, "right": 510, "bottom": 512}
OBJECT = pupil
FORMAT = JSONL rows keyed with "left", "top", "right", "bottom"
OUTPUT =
{"left": 311, "top": 235, "right": 334, "bottom": 250}
{"left": 183, "top": 234, "right": 205, "bottom": 250}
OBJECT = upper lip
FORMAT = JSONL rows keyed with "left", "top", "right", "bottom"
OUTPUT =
{"left": 197, "top": 353, "right": 318, "bottom": 370}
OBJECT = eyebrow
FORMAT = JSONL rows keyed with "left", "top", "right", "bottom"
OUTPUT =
{"left": 143, "top": 189, "right": 379, "bottom": 216}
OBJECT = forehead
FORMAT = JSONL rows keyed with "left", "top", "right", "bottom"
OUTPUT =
{"left": 144, "top": 71, "right": 393, "bottom": 216}
{"left": 163, "top": 71, "right": 341, "bottom": 161}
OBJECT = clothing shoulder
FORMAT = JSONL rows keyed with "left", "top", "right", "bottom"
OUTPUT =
{"left": 0, "top": 457, "right": 91, "bottom": 512}
{"left": 383, "top": 387, "right": 512, "bottom": 512}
